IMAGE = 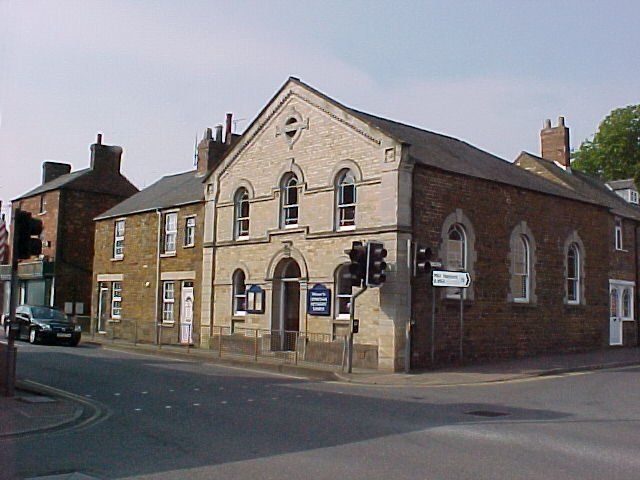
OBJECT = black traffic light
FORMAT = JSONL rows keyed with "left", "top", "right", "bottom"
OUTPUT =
{"left": 415, "top": 245, "right": 433, "bottom": 275}
{"left": 366, "top": 241, "right": 387, "bottom": 287}
{"left": 14, "top": 210, "right": 43, "bottom": 260}
{"left": 348, "top": 241, "right": 367, "bottom": 288}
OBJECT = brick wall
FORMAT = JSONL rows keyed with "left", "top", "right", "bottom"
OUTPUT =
{"left": 92, "top": 203, "right": 204, "bottom": 345}
{"left": 411, "top": 165, "right": 615, "bottom": 367}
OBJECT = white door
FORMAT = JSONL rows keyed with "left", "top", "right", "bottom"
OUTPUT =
{"left": 609, "top": 287, "right": 623, "bottom": 346}
{"left": 180, "top": 282, "right": 194, "bottom": 344}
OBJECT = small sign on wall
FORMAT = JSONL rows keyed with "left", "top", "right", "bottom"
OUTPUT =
{"left": 307, "top": 284, "right": 331, "bottom": 316}
{"left": 64, "top": 302, "right": 73, "bottom": 314}
{"left": 246, "top": 285, "right": 265, "bottom": 314}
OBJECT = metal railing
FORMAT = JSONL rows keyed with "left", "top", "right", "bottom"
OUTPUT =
{"left": 210, "top": 326, "right": 348, "bottom": 369}
{"left": 85, "top": 317, "right": 374, "bottom": 370}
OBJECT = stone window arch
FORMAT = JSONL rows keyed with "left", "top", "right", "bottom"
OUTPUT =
{"left": 232, "top": 269, "right": 247, "bottom": 316}
{"left": 280, "top": 172, "right": 299, "bottom": 228}
{"left": 334, "top": 263, "right": 352, "bottom": 318}
{"left": 233, "top": 187, "right": 250, "bottom": 239}
{"left": 439, "top": 209, "right": 477, "bottom": 300}
{"left": 508, "top": 221, "right": 537, "bottom": 304}
{"left": 564, "top": 231, "right": 586, "bottom": 305}
{"left": 335, "top": 169, "right": 357, "bottom": 230}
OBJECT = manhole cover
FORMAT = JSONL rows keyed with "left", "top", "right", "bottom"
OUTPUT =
{"left": 465, "top": 410, "right": 509, "bottom": 417}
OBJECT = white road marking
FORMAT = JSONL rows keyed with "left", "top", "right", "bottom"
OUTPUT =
{"left": 194, "top": 388, "right": 200, "bottom": 391}
{"left": 165, "top": 405, "right": 172, "bottom": 409}
{"left": 142, "top": 391, "right": 148, "bottom": 394}
{"left": 114, "top": 393, "right": 121, "bottom": 396}
{"left": 134, "top": 408, "right": 142, "bottom": 412}
{"left": 221, "top": 400, "right": 228, "bottom": 404}
{"left": 193, "top": 403, "right": 200, "bottom": 406}
{"left": 247, "top": 399, "right": 254, "bottom": 402}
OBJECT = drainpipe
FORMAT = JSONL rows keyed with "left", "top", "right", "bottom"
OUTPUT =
{"left": 155, "top": 209, "right": 162, "bottom": 345}
{"left": 623, "top": 224, "right": 640, "bottom": 346}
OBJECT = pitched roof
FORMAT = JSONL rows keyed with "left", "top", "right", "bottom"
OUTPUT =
{"left": 515, "top": 152, "right": 640, "bottom": 221}
{"left": 14, "top": 168, "right": 91, "bottom": 200}
{"left": 345, "top": 108, "right": 594, "bottom": 204}
{"left": 606, "top": 179, "right": 636, "bottom": 190}
{"left": 95, "top": 170, "right": 205, "bottom": 220}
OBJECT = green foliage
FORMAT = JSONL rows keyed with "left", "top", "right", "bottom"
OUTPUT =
{"left": 571, "top": 105, "right": 640, "bottom": 182}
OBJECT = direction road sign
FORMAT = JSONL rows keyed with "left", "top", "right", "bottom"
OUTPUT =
{"left": 432, "top": 270, "right": 471, "bottom": 288}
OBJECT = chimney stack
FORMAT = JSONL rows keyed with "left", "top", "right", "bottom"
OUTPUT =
{"left": 540, "top": 116, "right": 570, "bottom": 168}
{"left": 42, "top": 161, "right": 72, "bottom": 184}
{"left": 90, "top": 134, "right": 123, "bottom": 174}
{"left": 225, "top": 113, "right": 233, "bottom": 144}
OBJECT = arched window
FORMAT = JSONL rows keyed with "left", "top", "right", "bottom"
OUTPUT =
{"left": 335, "top": 264, "right": 352, "bottom": 318}
{"left": 234, "top": 188, "right": 250, "bottom": 239}
{"left": 232, "top": 270, "right": 247, "bottom": 315}
{"left": 336, "top": 170, "right": 356, "bottom": 229}
{"left": 281, "top": 173, "right": 299, "bottom": 227}
{"left": 622, "top": 288, "right": 632, "bottom": 318}
{"left": 514, "top": 235, "right": 530, "bottom": 302}
{"left": 567, "top": 243, "right": 580, "bottom": 304}
{"left": 447, "top": 224, "right": 466, "bottom": 271}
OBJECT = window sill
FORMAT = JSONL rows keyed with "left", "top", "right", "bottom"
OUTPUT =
{"left": 233, "top": 312, "right": 247, "bottom": 318}
{"left": 108, "top": 319, "right": 121, "bottom": 323}
{"left": 160, "top": 252, "right": 176, "bottom": 258}
{"left": 111, "top": 257, "right": 124, "bottom": 262}
{"left": 37, "top": 211, "right": 47, "bottom": 216}
{"left": 284, "top": 224, "right": 299, "bottom": 229}
{"left": 183, "top": 244, "right": 195, "bottom": 249}
{"left": 236, "top": 236, "right": 250, "bottom": 241}
{"left": 615, "top": 248, "right": 628, "bottom": 253}
{"left": 622, "top": 318, "right": 635, "bottom": 322}
{"left": 337, "top": 225, "right": 356, "bottom": 232}
{"left": 335, "top": 315, "right": 350, "bottom": 321}
{"left": 160, "top": 321, "right": 175, "bottom": 327}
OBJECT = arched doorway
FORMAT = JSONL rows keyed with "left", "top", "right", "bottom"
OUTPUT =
{"left": 271, "top": 258, "right": 301, "bottom": 351}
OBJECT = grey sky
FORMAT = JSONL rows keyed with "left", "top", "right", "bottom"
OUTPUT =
{"left": 1, "top": 0, "right": 639, "bottom": 216}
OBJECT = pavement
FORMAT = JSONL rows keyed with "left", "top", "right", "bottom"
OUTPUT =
{"left": 1, "top": 336, "right": 639, "bottom": 440}
{"left": 0, "top": 381, "right": 84, "bottom": 439}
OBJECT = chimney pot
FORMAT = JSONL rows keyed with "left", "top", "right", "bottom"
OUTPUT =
{"left": 97, "top": 133, "right": 102, "bottom": 145}
{"left": 205, "top": 128, "right": 213, "bottom": 140}
{"left": 558, "top": 116, "right": 565, "bottom": 126}
{"left": 215, "top": 125, "right": 223, "bottom": 143}
{"left": 544, "top": 119, "right": 551, "bottom": 129}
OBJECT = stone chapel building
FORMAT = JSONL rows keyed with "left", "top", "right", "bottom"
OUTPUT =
{"left": 199, "top": 77, "right": 639, "bottom": 371}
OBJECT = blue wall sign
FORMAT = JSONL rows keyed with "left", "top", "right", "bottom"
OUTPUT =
{"left": 307, "top": 284, "right": 331, "bottom": 316}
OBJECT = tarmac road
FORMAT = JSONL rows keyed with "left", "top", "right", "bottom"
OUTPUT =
{"left": 2, "top": 342, "right": 639, "bottom": 480}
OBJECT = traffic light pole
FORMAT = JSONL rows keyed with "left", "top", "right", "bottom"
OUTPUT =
{"left": 347, "top": 285, "right": 367, "bottom": 374}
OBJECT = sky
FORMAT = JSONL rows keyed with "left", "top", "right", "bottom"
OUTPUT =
{"left": 1, "top": 0, "right": 639, "bottom": 219}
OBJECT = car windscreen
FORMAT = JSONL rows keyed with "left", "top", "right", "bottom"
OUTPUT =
{"left": 31, "top": 307, "right": 69, "bottom": 322}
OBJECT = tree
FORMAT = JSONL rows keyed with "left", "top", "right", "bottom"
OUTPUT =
{"left": 571, "top": 104, "right": 640, "bottom": 182}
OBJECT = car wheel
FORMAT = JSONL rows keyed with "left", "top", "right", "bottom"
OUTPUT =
{"left": 68, "top": 338, "right": 80, "bottom": 347}
{"left": 4, "top": 325, "right": 8, "bottom": 338}
{"left": 29, "top": 328, "right": 38, "bottom": 344}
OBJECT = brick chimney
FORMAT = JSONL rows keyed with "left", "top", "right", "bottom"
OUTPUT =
{"left": 541, "top": 116, "right": 570, "bottom": 168}
{"left": 196, "top": 125, "right": 228, "bottom": 175}
{"left": 90, "top": 133, "right": 123, "bottom": 173}
{"left": 42, "top": 161, "right": 71, "bottom": 184}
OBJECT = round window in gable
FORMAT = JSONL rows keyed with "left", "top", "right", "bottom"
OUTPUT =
{"left": 285, "top": 117, "right": 297, "bottom": 139}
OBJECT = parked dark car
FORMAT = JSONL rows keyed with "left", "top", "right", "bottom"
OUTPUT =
{"left": 4, "top": 305, "right": 81, "bottom": 346}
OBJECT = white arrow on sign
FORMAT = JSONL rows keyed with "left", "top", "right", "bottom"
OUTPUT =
{"left": 432, "top": 270, "right": 471, "bottom": 288}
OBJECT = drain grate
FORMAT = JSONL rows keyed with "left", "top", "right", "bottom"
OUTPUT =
{"left": 465, "top": 410, "right": 509, "bottom": 417}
